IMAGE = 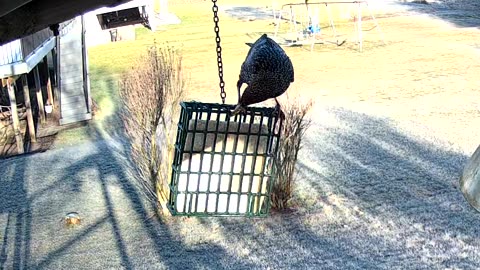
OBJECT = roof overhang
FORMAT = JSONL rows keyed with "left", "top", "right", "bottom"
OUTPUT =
{"left": 0, "top": 0, "right": 133, "bottom": 45}
{"left": 0, "top": 0, "right": 33, "bottom": 17}
{"left": 0, "top": 36, "right": 56, "bottom": 77}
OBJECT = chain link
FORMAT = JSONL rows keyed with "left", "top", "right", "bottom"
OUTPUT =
{"left": 212, "top": 0, "right": 226, "bottom": 104}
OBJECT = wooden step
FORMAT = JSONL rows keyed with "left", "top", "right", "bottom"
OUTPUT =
{"left": 60, "top": 112, "right": 92, "bottom": 125}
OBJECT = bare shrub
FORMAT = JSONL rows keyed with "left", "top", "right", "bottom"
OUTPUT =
{"left": 271, "top": 97, "right": 313, "bottom": 210}
{"left": 119, "top": 43, "right": 185, "bottom": 212}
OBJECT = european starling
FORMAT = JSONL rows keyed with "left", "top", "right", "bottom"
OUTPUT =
{"left": 233, "top": 34, "right": 294, "bottom": 116}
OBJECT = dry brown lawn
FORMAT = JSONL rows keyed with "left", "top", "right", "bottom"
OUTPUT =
{"left": 164, "top": 1, "right": 480, "bottom": 152}
{"left": 84, "top": 0, "right": 479, "bottom": 152}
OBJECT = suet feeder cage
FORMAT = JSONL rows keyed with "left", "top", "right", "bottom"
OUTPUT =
{"left": 166, "top": 0, "right": 283, "bottom": 217}
{"left": 167, "top": 102, "right": 282, "bottom": 217}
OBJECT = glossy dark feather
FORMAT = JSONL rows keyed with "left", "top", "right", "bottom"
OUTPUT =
{"left": 234, "top": 34, "right": 294, "bottom": 113}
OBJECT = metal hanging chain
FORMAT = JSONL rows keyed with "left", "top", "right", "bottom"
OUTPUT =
{"left": 212, "top": 0, "right": 226, "bottom": 104}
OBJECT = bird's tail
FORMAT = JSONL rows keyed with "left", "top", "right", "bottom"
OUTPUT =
{"left": 246, "top": 34, "right": 268, "bottom": 47}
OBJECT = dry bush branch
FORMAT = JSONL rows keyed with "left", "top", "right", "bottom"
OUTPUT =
{"left": 119, "top": 43, "right": 186, "bottom": 210}
{"left": 271, "top": 96, "right": 313, "bottom": 210}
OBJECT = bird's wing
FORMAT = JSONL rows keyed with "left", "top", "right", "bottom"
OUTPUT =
{"left": 240, "top": 48, "right": 267, "bottom": 82}
{"left": 239, "top": 80, "right": 270, "bottom": 106}
{"left": 244, "top": 44, "right": 282, "bottom": 75}
{"left": 240, "top": 34, "right": 294, "bottom": 83}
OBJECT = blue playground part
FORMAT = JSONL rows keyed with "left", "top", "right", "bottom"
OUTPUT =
{"left": 307, "top": 24, "right": 321, "bottom": 34}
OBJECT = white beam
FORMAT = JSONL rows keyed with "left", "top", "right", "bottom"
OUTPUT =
{"left": 0, "top": 36, "right": 56, "bottom": 78}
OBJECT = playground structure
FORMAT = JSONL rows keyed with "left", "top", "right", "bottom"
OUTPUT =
{"left": 273, "top": 1, "right": 385, "bottom": 51}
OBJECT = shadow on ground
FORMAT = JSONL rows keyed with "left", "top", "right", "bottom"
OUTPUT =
{"left": 399, "top": 0, "right": 480, "bottom": 28}
{"left": 0, "top": 122, "right": 259, "bottom": 269}
{"left": 223, "top": 6, "right": 274, "bottom": 21}
{"left": 200, "top": 107, "right": 480, "bottom": 269}
{"left": 1, "top": 107, "right": 479, "bottom": 269}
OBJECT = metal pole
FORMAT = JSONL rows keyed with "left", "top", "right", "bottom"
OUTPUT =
{"left": 357, "top": 2, "right": 363, "bottom": 52}
{"left": 367, "top": 2, "right": 386, "bottom": 45}
{"left": 326, "top": 3, "right": 339, "bottom": 44}
{"left": 291, "top": 6, "right": 298, "bottom": 40}
{"left": 274, "top": 5, "right": 282, "bottom": 37}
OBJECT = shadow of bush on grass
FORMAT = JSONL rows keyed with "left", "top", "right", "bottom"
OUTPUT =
{"left": 196, "top": 107, "right": 480, "bottom": 269}
{"left": 299, "top": 107, "right": 475, "bottom": 220}
{"left": 0, "top": 121, "right": 262, "bottom": 269}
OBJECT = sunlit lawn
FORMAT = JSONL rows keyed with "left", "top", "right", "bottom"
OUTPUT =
{"left": 54, "top": 0, "right": 386, "bottom": 145}
{"left": 88, "top": 0, "right": 367, "bottom": 111}
{"left": 56, "top": 1, "right": 277, "bottom": 145}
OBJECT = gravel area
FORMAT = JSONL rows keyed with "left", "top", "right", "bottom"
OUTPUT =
{"left": 1, "top": 1, "right": 480, "bottom": 269}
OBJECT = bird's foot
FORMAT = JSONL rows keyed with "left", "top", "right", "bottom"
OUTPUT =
{"left": 274, "top": 103, "right": 286, "bottom": 121}
{"left": 232, "top": 104, "right": 247, "bottom": 116}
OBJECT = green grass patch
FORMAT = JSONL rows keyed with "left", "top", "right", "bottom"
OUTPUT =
{"left": 85, "top": 2, "right": 246, "bottom": 117}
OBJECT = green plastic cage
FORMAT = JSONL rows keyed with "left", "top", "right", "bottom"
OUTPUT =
{"left": 167, "top": 102, "right": 283, "bottom": 217}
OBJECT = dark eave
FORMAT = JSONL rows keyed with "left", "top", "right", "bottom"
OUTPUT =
{"left": 0, "top": 0, "right": 133, "bottom": 45}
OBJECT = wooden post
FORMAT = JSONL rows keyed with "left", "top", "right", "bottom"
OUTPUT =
{"left": 54, "top": 36, "right": 62, "bottom": 118}
{"left": 22, "top": 74, "right": 36, "bottom": 143}
{"left": 6, "top": 79, "right": 24, "bottom": 154}
{"left": 81, "top": 15, "right": 92, "bottom": 114}
{"left": 43, "top": 56, "right": 54, "bottom": 108}
{"left": 34, "top": 66, "right": 46, "bottom": 125}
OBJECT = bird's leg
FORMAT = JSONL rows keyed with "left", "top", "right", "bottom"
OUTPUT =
{"left": 232, "top": 104, "right": 247, "bottom": 116}
{"left": 233, "top": 79, "right": 247, "bottom": 116}
{"left": 236, "top": 79, "right": 242, "bottom": 104}
{"left": 233, "top": 81, "right": 249, "bottom": 116}
{"left": 274, "top": 98, "right": 285, "bottom": 121}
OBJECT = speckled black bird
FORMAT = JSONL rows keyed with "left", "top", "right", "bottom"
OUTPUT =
{"left": 233, "top": 34, "right": 294, "bottom": 116}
